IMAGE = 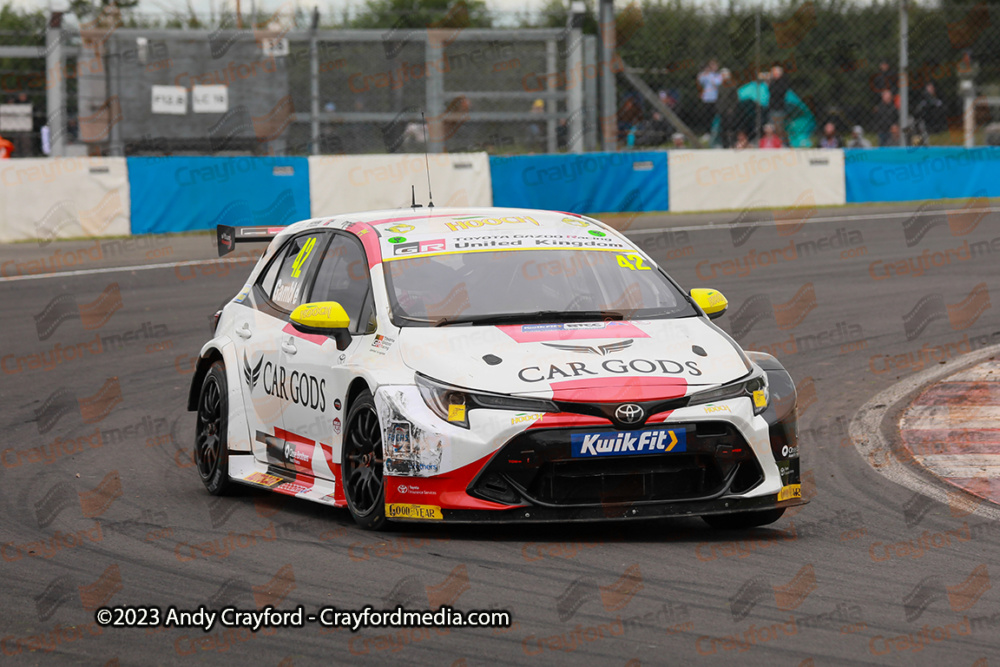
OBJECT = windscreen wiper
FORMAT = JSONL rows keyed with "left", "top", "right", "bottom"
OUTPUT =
{"left": 435, "top": 310, "right": 626, "bottom": 327}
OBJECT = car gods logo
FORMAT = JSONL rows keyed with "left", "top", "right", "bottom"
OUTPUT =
{"left": 243, "top": 353, "right": 326, "bottom": 410}
{"left": 517, "top": 358, "right": 702, "bottom": 382}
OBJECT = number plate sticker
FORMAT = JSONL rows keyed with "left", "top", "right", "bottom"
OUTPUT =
{"left": 570, "top": 428, "right": 686, "bottom": 458}
{"left": 386, "top": 503, "right": 443, "bottom": 520}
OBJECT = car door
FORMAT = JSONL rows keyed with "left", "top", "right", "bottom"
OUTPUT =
{"left": 278, "top": 230, "right": 376, "bottom": 483}
{"left": 242, "top": 231, "right": 328, "bottom": 470}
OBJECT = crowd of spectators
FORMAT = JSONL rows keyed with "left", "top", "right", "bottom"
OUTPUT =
{"left": 616, "top": 55, "right": 956, "bottom": 151}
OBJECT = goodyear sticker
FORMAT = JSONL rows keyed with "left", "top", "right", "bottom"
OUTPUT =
{"left": 778, "top": 484, "right": 802, "bottom": 502}
{"left": 386, "top": 504, "right": 443, "bottom": 520}
{"left": 245, "top": 472, "right": 282, "bottom": 487}
{"left": 448, "top": 404, "right": 466, "bottom": 422}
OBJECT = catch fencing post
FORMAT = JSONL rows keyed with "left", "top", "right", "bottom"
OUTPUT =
{"left": 46, "top": 12, "right": 66, "bottom": 157}
{"left": 898, "top": 0, "right": 909, "bottom": 146}
{"left": 567, "top": 1, "right": 585, "bottom": 153}
{"left": 310, "top": 7, "right": 320, "bottom": 155}
{"left": 599, "top": 0, "right": 616, "bottom": 151}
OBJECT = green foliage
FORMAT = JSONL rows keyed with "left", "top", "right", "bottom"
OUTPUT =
{"left": 351, "top": 0, "right": 492, "bottom": 29}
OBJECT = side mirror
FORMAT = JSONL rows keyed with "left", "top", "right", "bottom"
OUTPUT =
{"left": 690, "top": 288, "right": 728, "bottom": 320}
{"left": 289, "top": 301, "right": 350, "bottom": 334}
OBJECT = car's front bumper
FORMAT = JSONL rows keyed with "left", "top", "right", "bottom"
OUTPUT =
{"left": 375, "top": 385, "right": 803, "bottom": 523}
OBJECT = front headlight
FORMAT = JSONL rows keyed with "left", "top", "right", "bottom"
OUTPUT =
{"left": 687, "top": 367, "right": 769, "bottom": 416}
{"left": 415, "top": 373, "right": 559, "bottom": 429}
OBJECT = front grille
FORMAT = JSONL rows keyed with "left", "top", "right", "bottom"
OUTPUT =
{"left": 470, "top": 421, "right": 763, "bottom": 507}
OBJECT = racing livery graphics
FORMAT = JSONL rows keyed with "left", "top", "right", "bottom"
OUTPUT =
{"left": 188, "top": 207, "right": 805, "bottom": 530}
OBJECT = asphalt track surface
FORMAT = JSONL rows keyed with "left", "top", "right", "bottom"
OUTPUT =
{"left": 2, "top": 202, "right": 1000, "bottom": 665}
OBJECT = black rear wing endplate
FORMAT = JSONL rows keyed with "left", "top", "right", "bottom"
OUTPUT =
{"left": 217, "top": 224, "right": 285, "bottom": 257}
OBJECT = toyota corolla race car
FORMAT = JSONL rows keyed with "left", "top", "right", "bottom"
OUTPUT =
{"left": 188, "top": 207, "right": 804, "bottom": 530}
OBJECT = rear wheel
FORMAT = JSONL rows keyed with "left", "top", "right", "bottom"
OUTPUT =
{"left": 195, "top": 361, "right": 232, "bottom": 495}
{"left": 702, "top": 508, "right": 785, "bottom": 529}
{"left": 342, "top": 390, "right": 387, "bottom": 531}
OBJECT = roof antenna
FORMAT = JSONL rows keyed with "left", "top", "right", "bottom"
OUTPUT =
{"left": 421, "top": 111, "right": 435, "bottom": 208}
{"left": 411, "top": 184, "right": 421, "bottom": 209}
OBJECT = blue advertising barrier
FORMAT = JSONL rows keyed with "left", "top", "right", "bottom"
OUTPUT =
{"left": 128, "top": 157, "right": 311, "bottom": 235}
{"left": 489, "top": 152, "right": 669, "bottom": 214}
{"left": 845, "top": 147, "right": 1000, "bottom": 203}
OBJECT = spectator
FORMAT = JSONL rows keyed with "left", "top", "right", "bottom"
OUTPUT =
{"left": 618, "top": 94, "right": 644, "bottom": 143}
{"left": 635, "top": 112, "right": 670, "bottom": 147}
{"left": 818, "top": 122, "right": 841, "bottom": 148}
{"left": 734, "top": 130, "right": 750, "bottom": 149}
{"left": 716, "top": 68, "right": 738, "bottom": 148}
{"left": 759, "top": 123, "right": 783, "bottom": 148}
{"left": 889, "top": 123, "right": 901, "bottom": 146}
{"left": 847, "top": 125, "right": 872, "bottom": 148}
{"left": 873, "top": 89, "right": 897, "bottom": 146}
{"left": 0, "top": 133, "right": 13, "bottom": 158}
{"left": 914, "top": 82, "right": 946, "bottom": 141}
{"left": 671, "top": 132, "right": 686, "bottom": 148}
{"left": 872, "top": 60, "right": 896, "bottom": 97}
{"left": 696, "top": 59, "right": 723, "bottom": 137}
{"left": 528, "top": 98, "right": 545, "bottom": 146}
{"left": 768, "top": 66, "right": 790, "bottom": 142}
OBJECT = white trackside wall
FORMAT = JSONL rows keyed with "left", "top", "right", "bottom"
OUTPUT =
{"left": 308, "top": 152, "right": 493, "bottom": 217}
{"left": 0, "top": 157, "right": 131, "bottom": 242}
{"left": 667, "top": 149, "right": 846, "bottom": 213}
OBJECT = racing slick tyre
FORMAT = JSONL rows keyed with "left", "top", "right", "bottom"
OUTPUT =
{"left": 702, "top": 508, "right": 786, "bottom": 529}
{"left": 195, "top": 361, "right": 233, "bottom": 496}
{"left": 343, "top": 390, "right": 387, "bottom": 531}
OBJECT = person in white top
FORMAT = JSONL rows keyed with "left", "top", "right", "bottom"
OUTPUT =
{"left": 696, "top": 59, "right": 723, "bottom": 137}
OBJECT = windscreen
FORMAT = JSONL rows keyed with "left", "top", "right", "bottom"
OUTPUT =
{"left": 383, "top": 249, "right": 697, "bottom": 326}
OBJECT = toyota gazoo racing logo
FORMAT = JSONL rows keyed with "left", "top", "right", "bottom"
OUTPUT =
{"left": 244, "top": 353, "right": 327, "bottom": 411}
{"left": 393, "top": 238, "right": 446, "bottom": 255}
{"left": 518, "top": 358, "right": 702, "bottom": 383}
{"left": 615, "top": 403, "right": 643, "bottom": 424}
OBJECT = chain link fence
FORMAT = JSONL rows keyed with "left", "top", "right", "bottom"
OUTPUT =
{"left": 616, "top": 1, "right": 1000, "bottom": 149}
{"left": 3, "top": 2, "right": 1000, "bottom": 157}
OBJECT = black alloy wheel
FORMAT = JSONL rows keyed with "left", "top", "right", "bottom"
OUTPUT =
{"left": 195, "top": 361, "right": 232, "bottom": 495}
{"left": 342, "top": 390, "right": 387, "bottom": 530}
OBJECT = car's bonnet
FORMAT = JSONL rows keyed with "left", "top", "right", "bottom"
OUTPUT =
{"left": 397, "top": 318, "right": 751, "bottom": 400}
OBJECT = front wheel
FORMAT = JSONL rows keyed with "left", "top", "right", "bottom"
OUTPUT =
{"left": 702, "top": 508, "right": 785, "bottom": 529}
{"left": 195, "top": 361, "right": 232, "bottom": 495}
{"left": 342, "top": 390, "right": 387, "bottom": 531}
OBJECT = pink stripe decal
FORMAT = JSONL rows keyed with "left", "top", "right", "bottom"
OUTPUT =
{"left": 282, "top": 322, "right": 329, "bottom": 346}
{"left": 346, "top": 222, "right": 383, "bottom": 268}
{"left": 550, "top": 377, "right": 688, "bottom": 403}
{"left": 368, "top": 213, "right": 461, "bottom": 226}
{"left": 498, "top": 321, "right": 650, "bottom": 343}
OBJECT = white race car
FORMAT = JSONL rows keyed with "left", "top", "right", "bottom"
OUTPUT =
{"left": 189, "top": 207, "right": 803, "bottom": 530}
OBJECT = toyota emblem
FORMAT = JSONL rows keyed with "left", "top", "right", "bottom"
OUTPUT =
{"left": 615, "top": 403, "right": 644, "bottom": 424}
{"left": 398, "top": 485, "right": 407, "bottom": 494}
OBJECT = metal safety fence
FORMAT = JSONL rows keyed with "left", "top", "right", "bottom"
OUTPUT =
{"left": 3, "top": 2, "right": 1000, "bottom": 157}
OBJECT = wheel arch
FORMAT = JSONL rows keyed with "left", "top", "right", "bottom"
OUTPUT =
{"left": 188, "top": 340, "right": 253, "bottom": 453}
{"left": 344, "top": 376, "right": 375, "bottom": 417}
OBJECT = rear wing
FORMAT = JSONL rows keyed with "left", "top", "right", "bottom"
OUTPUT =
{"left": 217, "top": 224, "right": 286, "bottom": 257}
